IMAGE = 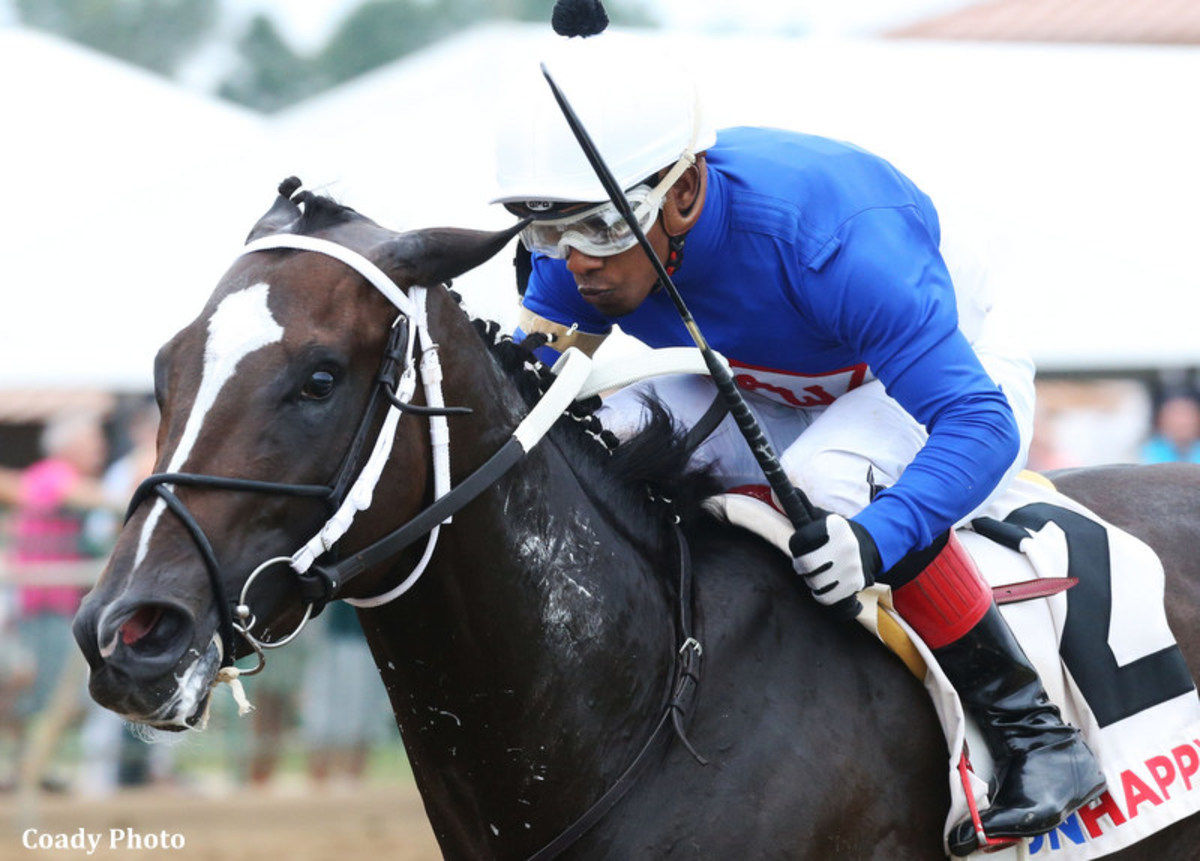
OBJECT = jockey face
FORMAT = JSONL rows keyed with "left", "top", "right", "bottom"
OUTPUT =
{"left": 564, "top": 219, "right": 668, "bottom": 317}
{"left": 561, "top": 157, "right": 707, "bottom": 319}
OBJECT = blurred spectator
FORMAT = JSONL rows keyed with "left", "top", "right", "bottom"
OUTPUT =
{"left": 1025, "top": 406, "right": 1079, "bottom": 473}
{"left": 4, "top": 411, "right": 114, "bottom": 790}
{"left": 11, "top": 412, "right": 110, "bottom": 707}
{"left": 1142, "top": 389, "right": 1200, "bottom": 464}
{"left": 76, "top": 401, "right": 177, "bottom": 796}
{"left": 301, "top": 601, "right": 394, "bottom": 790}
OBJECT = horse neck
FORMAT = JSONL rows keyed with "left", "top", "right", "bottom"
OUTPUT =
{"left": 358, "top": 289, "right": 679, "bottom": 855}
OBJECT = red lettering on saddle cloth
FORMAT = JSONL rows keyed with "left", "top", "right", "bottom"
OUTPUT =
{"left": 1122, "top": 770, "right": 1164, "bottom": 817}
{"left": 1076, "top": 744, "right": 1200, "bottom": 839}
{"left": 1173, "top": 743, "right": 1200, "bottom": 790}
{"left": 1147, "top": 755, "right": 1177, "bottom": 800}
{"left": 1078, "top": 790, "right": 1128, "bottom": 837}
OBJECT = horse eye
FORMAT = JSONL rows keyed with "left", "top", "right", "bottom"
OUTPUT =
{"left": 300, "top": 370, "right": 337, "bottom": 401}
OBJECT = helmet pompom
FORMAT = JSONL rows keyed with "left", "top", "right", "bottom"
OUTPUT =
{"left": 278, "top": 176, "right": 303, "bottom": 200}
{"left": 551, "top": 0, "right": 609, "bottom": 38}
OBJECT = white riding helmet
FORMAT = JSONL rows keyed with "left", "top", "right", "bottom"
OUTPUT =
{"left": 492, "top": 34, "right": 716, "bottom": 211}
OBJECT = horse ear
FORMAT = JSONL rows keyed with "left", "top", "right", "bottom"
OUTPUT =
{"left": 381, "top": 222, "right": 527, "bottom": 288}
{"left": 245, "top": 177, "right": 304, "bottom": 242}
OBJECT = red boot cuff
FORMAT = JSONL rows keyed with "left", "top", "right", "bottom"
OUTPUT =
{"left": 891, "top": 531, "right": 991, "bottom": 650}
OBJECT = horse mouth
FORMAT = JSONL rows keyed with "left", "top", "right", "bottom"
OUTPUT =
{"left": 124, "top": 636, "right": 224, "bottom": 731}
{"left": 152, "top": 637, "right": 225, "bottom": 733}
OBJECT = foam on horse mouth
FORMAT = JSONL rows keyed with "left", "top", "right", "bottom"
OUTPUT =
{"left": 145, "top": 635, "right": 222, "bottom": 730}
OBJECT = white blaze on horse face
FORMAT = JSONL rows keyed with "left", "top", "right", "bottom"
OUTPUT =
{"left": 134, "top": 283, "right": 285, "bottom": 569}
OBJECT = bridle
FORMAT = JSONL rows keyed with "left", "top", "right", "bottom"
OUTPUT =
{"left": 127, "top": 232, "right": 708, "bottom": 859}
{"left": 126, "top": 233, "right": 592, "bottom": 676}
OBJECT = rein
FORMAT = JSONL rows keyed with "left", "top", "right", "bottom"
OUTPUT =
{"left": 129, "top": 232, "right": 709, "bottom": 857}
{"left": 127, "top": 234, "right": 592, "bottom": 672}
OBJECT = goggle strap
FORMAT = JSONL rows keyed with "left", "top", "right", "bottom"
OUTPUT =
{"left": 645, "top": 151, "right": 696, "bottom": 209}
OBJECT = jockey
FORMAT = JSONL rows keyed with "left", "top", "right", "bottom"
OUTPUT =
{"left": 491, "top": 8, "right": 1104, "bottom": 856}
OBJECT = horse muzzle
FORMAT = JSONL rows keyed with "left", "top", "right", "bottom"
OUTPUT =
{"left": 73, "top": 589, "right": 217, "bottom": 729}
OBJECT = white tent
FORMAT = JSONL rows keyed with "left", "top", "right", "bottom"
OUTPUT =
{"left": 3, "top": 23, "right": 1198, "bottom": 390}
{"left": 273, "top": 25, "right": 1200, "bottom": 373}
{"left": 0, "top": 27, "right": 279, "bottom": 390}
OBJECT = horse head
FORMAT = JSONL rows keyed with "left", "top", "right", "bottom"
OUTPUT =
{"left": 73, "top": 178, "right": 522, "bottom": 729}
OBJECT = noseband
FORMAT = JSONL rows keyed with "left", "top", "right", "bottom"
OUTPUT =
{"left": 123, "top": 233, "right": 716, "bottom": 859}
{"left": 127, "top": 233, "right": 592, "bottom": 674}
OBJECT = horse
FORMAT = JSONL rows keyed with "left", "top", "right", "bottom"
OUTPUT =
{"left": 73, "top": 180, "right": 1200, "bottom": 859}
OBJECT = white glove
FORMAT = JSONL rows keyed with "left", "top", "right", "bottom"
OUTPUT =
{"left": 789, "top": 514, "right": 881, "bottom": 608}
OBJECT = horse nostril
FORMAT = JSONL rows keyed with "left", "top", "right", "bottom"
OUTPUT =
{"left": 116, "top": 604, "right": 191, "bottom": 659}
{"left": 121, "top": 606, "right": 164, "bottom": 647}
{"left": 94, "top": 601, "right": 197, "bottom": 681}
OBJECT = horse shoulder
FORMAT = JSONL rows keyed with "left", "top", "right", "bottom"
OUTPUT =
{"left": 606, "top": 519, "right": 948, "bottom": 858}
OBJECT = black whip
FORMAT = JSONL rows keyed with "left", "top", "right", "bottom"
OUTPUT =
{"left": 540, "top": 64, "right": 862, "bottom": 620}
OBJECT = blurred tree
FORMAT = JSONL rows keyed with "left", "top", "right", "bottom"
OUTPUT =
{"left": 217, "top": 15, "right": 327, "bottom": 113}
{"left": 222, "top": 0, "right": 655, "bottom": 111}
{"left": 16, "top": 0, "right": 655, "bottom": 112}
{"left": 15, "top": 0, "right": 217, "bottom": 77}
{"left": 316, "top": 0, "right": 454, "bottom": 86}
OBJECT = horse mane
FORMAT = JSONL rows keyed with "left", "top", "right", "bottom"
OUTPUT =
{"left": 467, "top": 315, "right": 722, "bottom": 530}
{"left": 258, "top": 178, "right": 720, "bottom": 530}
{"left": 290, "top": 191, "right": 364, "bottom": 234}
{"left": 253, "top": 177, "right": 369, "bottom": 239}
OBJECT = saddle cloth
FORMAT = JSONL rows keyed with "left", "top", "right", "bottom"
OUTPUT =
{"left": 707, "top": 473, "right": 1200, "bottom": 860}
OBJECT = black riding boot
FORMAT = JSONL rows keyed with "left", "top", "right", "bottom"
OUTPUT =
{"left": 937, "top": 604, "right": 1106, "bottom": 856}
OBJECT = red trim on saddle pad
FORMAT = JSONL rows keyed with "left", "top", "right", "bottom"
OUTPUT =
{"left": 891, "top": 531, "right": 991, "bottom": 650}
{"left": 727, "top": 484, "right": 782, "bottom": 513}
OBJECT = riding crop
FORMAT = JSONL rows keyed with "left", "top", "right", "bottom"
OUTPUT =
{"left": 541, "top": 65, "right": 862, "bottom": 620}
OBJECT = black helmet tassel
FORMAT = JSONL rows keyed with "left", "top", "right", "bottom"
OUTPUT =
{"left": 551, "top": 0, "right": 610, "bottom": 38}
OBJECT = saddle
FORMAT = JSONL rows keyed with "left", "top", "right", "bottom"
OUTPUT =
{"left": 707, "top": 473, "right": 1200, "bottom": 860}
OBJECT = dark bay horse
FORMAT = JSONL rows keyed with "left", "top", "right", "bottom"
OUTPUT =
{"left": 73, "top": 181, "right": 1200, "bottom": 859}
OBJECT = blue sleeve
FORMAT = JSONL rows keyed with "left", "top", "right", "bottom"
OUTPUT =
{"left": 808, "top": 206, "right": 1020, "bottom": 569}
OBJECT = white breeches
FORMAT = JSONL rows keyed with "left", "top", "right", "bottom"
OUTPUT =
{"left": 596, "top": 240, "right": 1036, "bottom": 526}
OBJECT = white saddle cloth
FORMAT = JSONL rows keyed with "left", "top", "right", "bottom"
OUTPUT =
{"left": 707, "top": 474, "right": 1200, "bottom": 860}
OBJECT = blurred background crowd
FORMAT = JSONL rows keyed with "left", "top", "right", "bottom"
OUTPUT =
{"left": 0, "top": 400, "right": 398, "bottom": 801}
{"left": 2, "top": 355, "right": 1197, "bottom": 803}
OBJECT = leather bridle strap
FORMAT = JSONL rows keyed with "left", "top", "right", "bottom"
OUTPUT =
{"left": 126, "top": 473, "right": 336, "bottom": 668}
{"left": 528, "top": 524, "right": 705, "bottom": 861}
{"left": 316, "top": 345, "right": 594, "bottom": 600}
{"left": 314, "top": 436, "right": 525, "bottom": 585}
{"left": 127, "top": 473, "right": 334, "bottom": 519}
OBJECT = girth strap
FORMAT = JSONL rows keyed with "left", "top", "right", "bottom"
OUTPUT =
{"left": 528, "top": 524, "right": 706, "bottom": 861}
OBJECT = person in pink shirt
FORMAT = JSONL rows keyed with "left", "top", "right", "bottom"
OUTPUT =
{"left": 5, "top": 411, "right": 111, "bottom": 781}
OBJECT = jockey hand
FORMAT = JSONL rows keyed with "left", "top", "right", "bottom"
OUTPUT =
{"left": 789, "top": 514, "right": 882, "bottom": 607}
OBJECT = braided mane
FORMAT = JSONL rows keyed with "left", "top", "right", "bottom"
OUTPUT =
{"left": 290, "top": 190, "right": 366, "bottom": 234}
{"left": 466, "top": 314, "right": 721, "bottom": 528}
{"left": 257, "top": 179, "right": 719, "bottom": 526}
